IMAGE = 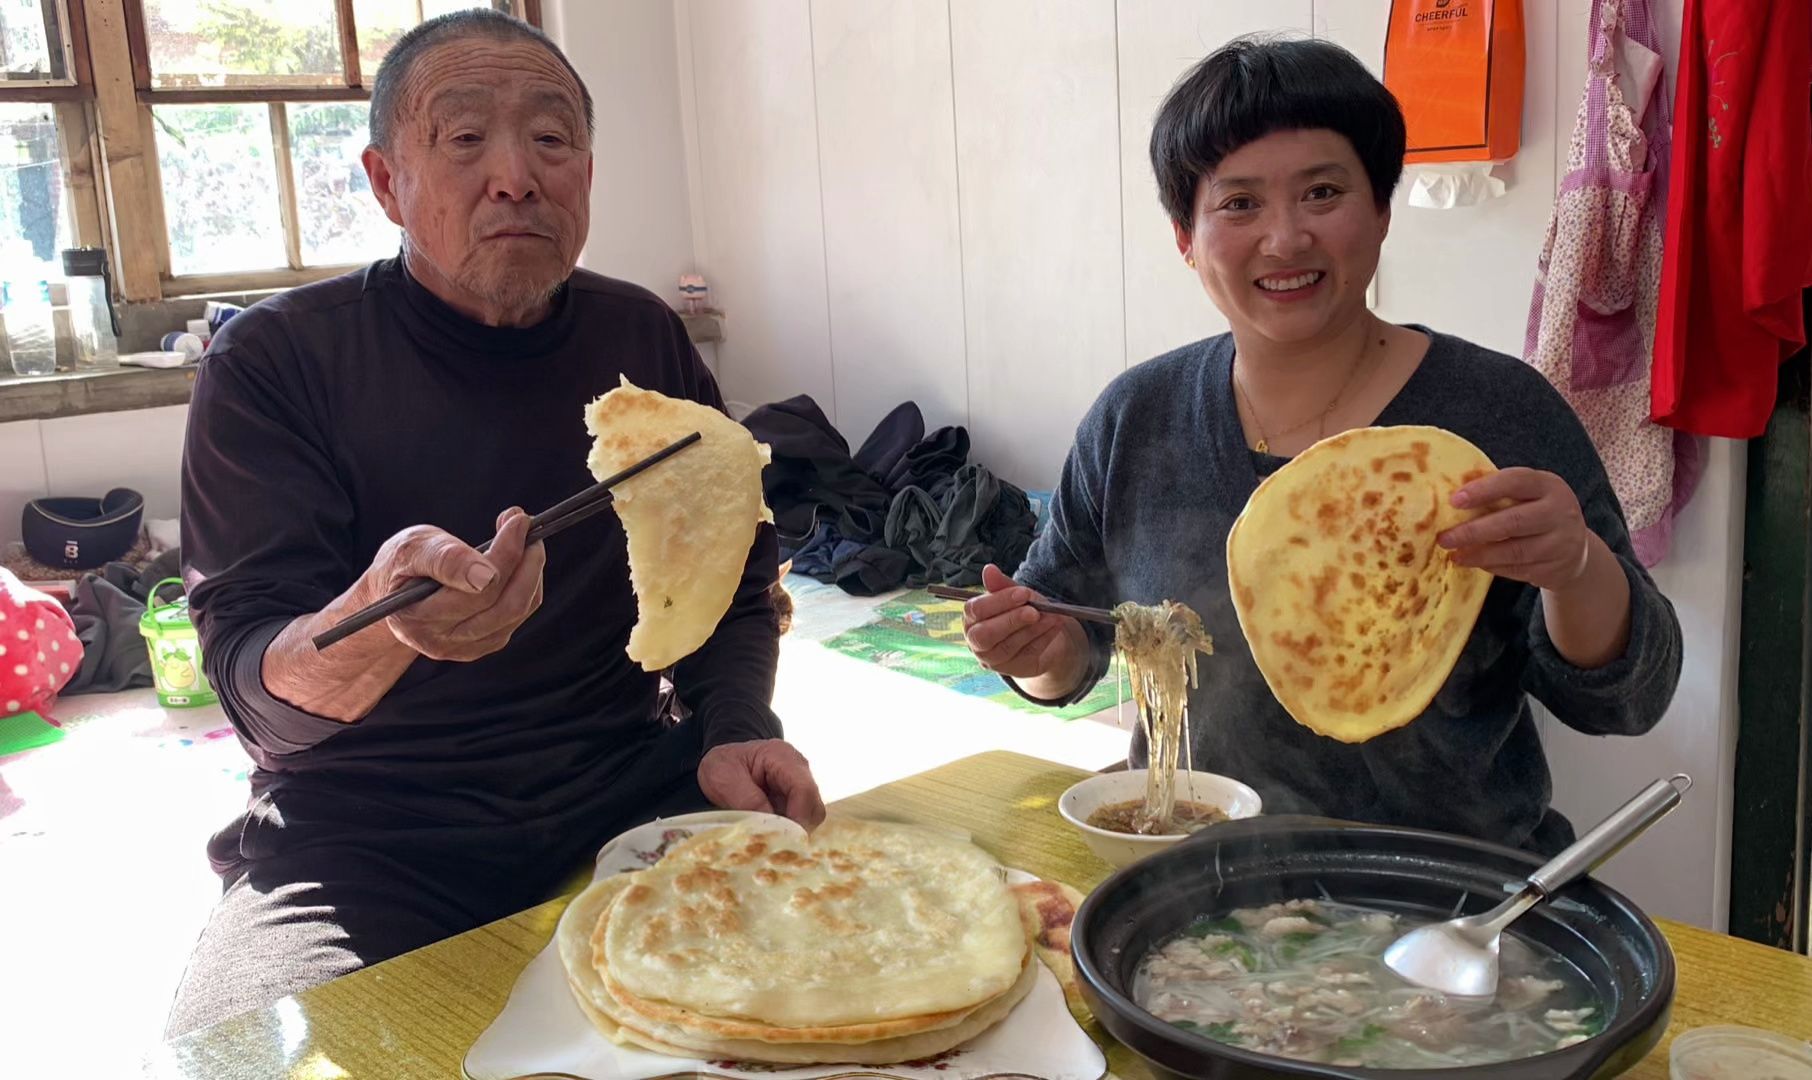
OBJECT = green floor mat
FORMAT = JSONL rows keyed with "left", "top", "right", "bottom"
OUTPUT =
{"left": 820, "top": 589, "right": 1121, "bottom": 720}
{"left": 0, "top": 711, "right": 65, "bottom": 757}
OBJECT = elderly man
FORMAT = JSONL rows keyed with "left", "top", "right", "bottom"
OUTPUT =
{"left": 166, "top": 10, "right": 823, "bottom": 1036}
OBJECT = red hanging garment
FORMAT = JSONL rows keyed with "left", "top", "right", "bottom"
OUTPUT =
{"left": 1651, "top": 0, "right": 1812, "bottom": 437}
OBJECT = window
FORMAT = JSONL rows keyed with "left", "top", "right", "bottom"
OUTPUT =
{"left": 0, "top": 0, "right": 99, "bottom": 288}
{"left": 124, "top": 0, "right": 540, "bottom": 293}
{"left": 0, "top": 0, "right": 546, "bottom": 307}
{"left": 1, "top": 0, "right": 78, "bottom": 85}
{"left": 0, "top": 102, "right": 76, "bottom": 283}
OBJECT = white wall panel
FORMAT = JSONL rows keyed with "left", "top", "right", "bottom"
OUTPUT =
{"left": 0, "top": 420, "right": 47, "bottom": 546}
{"left": 1117, "top": 1, "right": 1313, "bottom": 365}
{"left": 686, "top": 0, "right": 835, "bottom": 416}
{"left": 550, "top": 0, "right": 695, "bottom": 299}
{"left": 950, "top": 0, "right": 1125, "bottom": 491}
{"left": 39, "top": 405, "right": 188, "bottom": 525}
{"left": 812, "top": 0, "right": 969, "bottom": 444}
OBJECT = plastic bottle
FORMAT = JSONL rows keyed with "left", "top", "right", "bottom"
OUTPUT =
{"left": 61, "top": 247, "right": 119, "bottom": 371}
{"left": 2, "top": 280, "right": 57, "bottom": 376}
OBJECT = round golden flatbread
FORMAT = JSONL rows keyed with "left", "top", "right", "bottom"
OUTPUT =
{"left": 1226, "top": 425, "right": 1496, "bottom": 743}
{"left": 593, "top": 882, "right": 1023, "bottom": 1051}
{"left": 584, "top": 378, "right": 773, "bottom": 672}
{"left": 601, "top": 818, "right": 1027, "bottom": 1029}
{"left": 555, "top": 849, "right": 1051, "bottom": 1064}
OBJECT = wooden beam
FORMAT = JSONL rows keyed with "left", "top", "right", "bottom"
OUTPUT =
{"left": 0, "top": 84, "right": 89, "bottom": 102}
{"left": 136, "top": 86, "right": 371, "bottom": 105}
{"left": 51, "top": 100, "right": 104, "bottom": 251}
{"left": 161, "top": 264, "right": 361, "bottom": 296}
{"left": 65, "top": 0, "right": 93, "bottom": 88}
{"left": 36, "top": 0, "right": 72, "bottom": 82}
{"left": 521, "top": 0, "right": 543, "bottom": 26}
{"left": 121, "top": 0, "right": 150, "bottom": 91}
{"left": 268, "top": 103, "right": 304, "bottom": 271}
{"left": 138, "top": 103, "right": 170, "bottom": 277}
{"left": 335, "top": 0, "right": 361, "bottom": 88}
{"left": 84, "top": 0, "right": 161, "bottom": 301}
{"left": 0, "top": 366, "right": 198, "bottom": 424}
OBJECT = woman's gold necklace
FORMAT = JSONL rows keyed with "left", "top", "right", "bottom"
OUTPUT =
{"left": 1234, "top": 333, "right": 1379, "bottom": 454}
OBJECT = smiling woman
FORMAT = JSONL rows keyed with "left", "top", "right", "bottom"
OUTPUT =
{"left": 967, "top": 35, "right": 1683, "bottom": 858}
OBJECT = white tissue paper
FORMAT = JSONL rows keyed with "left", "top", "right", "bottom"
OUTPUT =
{"left": 120, "top": 350, "right": 189, "bottom": 368}
{"left": 145, "top": 518, "right": 181, "bottom": 555}
{"left": 1406, "top": 163, "right": 1507, "bottom": 209}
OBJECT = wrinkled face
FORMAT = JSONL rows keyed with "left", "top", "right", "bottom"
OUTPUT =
{"left": 365, "top": 35, "right": 592, "bottom": 323}
{"left": 1174, "top": 128, "right": 1389, "bottom": 348}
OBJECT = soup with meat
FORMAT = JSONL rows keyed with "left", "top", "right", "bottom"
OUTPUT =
{"left": 1134, "top": 899, "right": 1602, "bottom": 1068}
{"left": 1086, "top": 798, "right": 1227, "bottom": 836}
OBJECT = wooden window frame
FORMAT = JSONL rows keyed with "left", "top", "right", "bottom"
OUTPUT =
{"left": 0, "top": 0, "right": 93, "bottom": 102}
{"left": 77, "top": 0, "right": 541, "bottom": 302}
{"left": 0, "top": 0, "right": 110, "bottom": 285}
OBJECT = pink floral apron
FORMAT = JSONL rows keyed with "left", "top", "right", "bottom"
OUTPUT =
{"left": 1525, "top": 0, "right": 1702, "bottom": 566}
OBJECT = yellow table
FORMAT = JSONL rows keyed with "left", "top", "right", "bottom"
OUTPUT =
{"left": 143, "top": 751, "right": 1812, "bottom": 1079}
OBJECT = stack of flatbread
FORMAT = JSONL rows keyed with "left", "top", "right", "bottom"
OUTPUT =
{"left": 1227, "top": 425, "right": 1497, "bottom": 743}
{"left": 556, "top": 817, "right": 1047, "bottom": 1064}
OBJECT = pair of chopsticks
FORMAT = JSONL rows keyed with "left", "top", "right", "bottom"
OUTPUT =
{"left": 925, "top": 584, "right": 1118, "bottom": 626}
{"left": 311, "top": 432, "right": 703, "bottom": 651}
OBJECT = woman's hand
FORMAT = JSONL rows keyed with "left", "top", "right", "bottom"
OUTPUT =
{"left": 960, "top": 564, "right": 1091, "bottom": 698}
{"left": 1439, "top": 467, "right": 1631, "bottom": 668}
{"left": 1436, "top": 468, "right": 1595, "bottom": 592}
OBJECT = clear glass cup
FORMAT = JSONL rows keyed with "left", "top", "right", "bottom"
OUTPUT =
{"left": 62, "top": 248, "right": 119, "bottom": 371}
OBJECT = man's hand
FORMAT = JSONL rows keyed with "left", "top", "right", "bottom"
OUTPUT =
{"left": 373, "top": 507, "right": 546, "bottom": 661}
{"left": 262, "top": 508, "right": 547, "bottom": 723}
{"left": 697, "top": 739, "right": 827, "bottom": 829}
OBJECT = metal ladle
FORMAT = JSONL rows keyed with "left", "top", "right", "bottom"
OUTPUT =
{"left": 1384, "top": 774, "right": 1692, "bottom": 998}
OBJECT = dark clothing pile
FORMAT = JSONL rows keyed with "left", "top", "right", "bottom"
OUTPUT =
{"left": 62, "top": 547, "right": 183, "bottom": 694}
{"left": 742, "top": 398, "right": 1036, "bottom": 595}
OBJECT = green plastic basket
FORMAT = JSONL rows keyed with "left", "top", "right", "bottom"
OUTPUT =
{"left": 138, "top": 578, "right": 217, "bottom": 709}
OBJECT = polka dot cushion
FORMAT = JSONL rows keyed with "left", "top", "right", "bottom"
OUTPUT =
{"left": 0, "top": 568, "right": 84, "bottom": 718}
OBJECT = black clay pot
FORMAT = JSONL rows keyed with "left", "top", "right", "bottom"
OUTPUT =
{"left": 1071, "top": 815, "right": 1674, "bottom": 1080}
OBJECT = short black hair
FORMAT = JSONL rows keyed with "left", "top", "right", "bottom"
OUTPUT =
{"left": 1149, "top": 36, "right": 1406, "bottom": 226}
{"left": 367, "top": 8, "right": 594, "bottom": 150}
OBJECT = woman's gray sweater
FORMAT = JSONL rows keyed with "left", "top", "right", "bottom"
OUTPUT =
{"left": 1013, "top": 329, "right": 1683, "bottom": 853}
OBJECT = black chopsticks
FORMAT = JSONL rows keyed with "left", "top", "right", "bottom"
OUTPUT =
{"left": 925, "top": 584, "right": 1119, "bottom": 626}
{"left": 310, "top": 432, "right": 702, "bottom": 651}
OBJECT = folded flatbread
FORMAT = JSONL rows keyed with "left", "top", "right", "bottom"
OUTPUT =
{"left": 585, "top": 379, "right": 773, "bottom": 671}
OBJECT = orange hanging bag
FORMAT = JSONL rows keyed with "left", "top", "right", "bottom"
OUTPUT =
{"left": 1384, "top": 0, "right": 1526, "bottom": 163}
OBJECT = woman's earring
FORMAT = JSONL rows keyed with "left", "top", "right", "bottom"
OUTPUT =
{"left": 1185, "top": 254, "right": 1196, "bottom": 268}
